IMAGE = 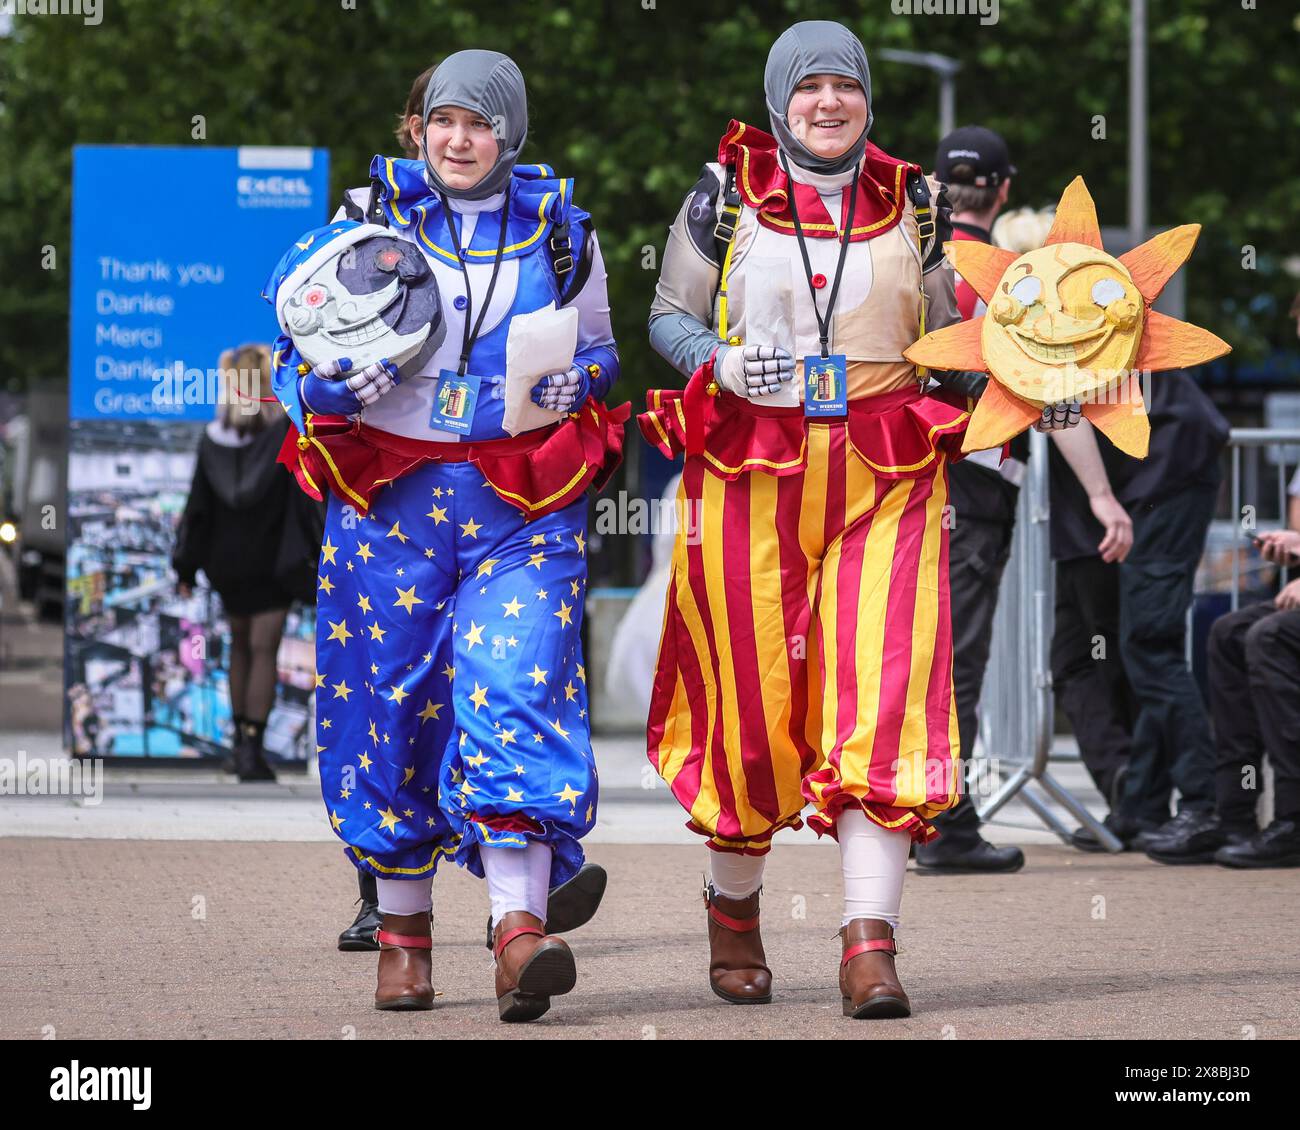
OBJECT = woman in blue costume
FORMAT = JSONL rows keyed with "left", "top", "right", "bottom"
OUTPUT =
{"left": 262, "top": 50, "right": 627, "bottom": 1022}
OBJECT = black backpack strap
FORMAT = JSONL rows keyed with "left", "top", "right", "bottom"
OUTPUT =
{"left": 906, "top": 169, "right": 950, "bottom": 272}
{"left": 366, "top": 177, "right": 389, "bottom": 228}
{"left": 557, "top": 219, "right": 596, "bottom": 306}
{"left": 713, "top": 164, "right": 741, "bottom": 265}
{"left": 548, "top": 218, "right": 574, "bottom": 281}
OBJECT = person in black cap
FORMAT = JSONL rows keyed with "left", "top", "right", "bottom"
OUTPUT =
{"left": 916, "top": 126, "right": 1026, "bottom": 873}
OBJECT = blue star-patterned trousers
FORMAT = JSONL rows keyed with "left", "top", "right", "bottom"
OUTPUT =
{"left": 314, "top": 458, "right": 596, "bottom": 888}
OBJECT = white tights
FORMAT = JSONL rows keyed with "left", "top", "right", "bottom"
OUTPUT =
{"left": 705, "top": 808, "right": 910, "bottom": 929}
{"left": 374, "top": 842, "right": 553, "bottom": 923}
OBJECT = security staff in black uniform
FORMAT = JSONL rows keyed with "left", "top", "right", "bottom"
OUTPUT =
{"left": 918, "top": 127, "right": 1026, "bottom": 873}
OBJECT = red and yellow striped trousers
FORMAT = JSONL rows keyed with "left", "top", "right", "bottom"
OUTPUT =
{"left": 647, "top": 413, "right": 963, "bottom": 853}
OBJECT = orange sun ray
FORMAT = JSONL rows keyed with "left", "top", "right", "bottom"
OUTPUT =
{"left": 961, "top": 378, "right": 1040, "bottom": 453}
{"left": 1044, "top": 176, "right": 1104, "bottom": 250}
{"left": 945, "top": 241, "right": 1018, "bottom": 304}
{"left": 903, "top": 315, "right": 987, "bottom": 373}
{"left": 1135, "top": 309, "right": 1232, "bottom": 372}
{"left": 1082, "top": 373, "right": 1150, "bottom": 458}
{"left": 1119, "top": 225, "right": 1201, "bottom": 302}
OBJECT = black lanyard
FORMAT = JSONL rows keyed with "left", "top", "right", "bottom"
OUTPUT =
{"left": 780, "top": 154, "right": 859, "bottom": 360}
{"left": 440, "top": 187, "right": 510, "bottom": 378}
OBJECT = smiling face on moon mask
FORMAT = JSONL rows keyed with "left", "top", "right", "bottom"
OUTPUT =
{"left": 284, "top": 234, "right": 444, "bottom": 373}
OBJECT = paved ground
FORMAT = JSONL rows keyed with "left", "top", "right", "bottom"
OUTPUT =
{"left": 3, "top": 608, "right": 1297, "bottom": 1041}
{"left": 3, "top": 837, "right": 1297, "bottom": 1041}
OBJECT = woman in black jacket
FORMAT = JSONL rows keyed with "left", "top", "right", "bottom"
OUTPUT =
{"left": 173, "top": 343, "right": 324, "bottom": 781}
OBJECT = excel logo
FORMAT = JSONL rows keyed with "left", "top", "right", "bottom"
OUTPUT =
{"left": 236, "top": 174, "right": 314, "bottom": 210}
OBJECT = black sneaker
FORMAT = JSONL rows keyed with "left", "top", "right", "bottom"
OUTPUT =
{"left": 1144, "top": 811, "right": 1253, "bottom": 865}
{"left": 1214, "top": 820, "right": 1300, "bottom": 869}
{"left": 915, "top": 837, "right": 1025, "bottom": 873}
{"left": 1070, "top": 813, "right": 1156, "bottom": 853}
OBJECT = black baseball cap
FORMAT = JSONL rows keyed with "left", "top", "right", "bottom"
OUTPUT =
{"left": 936, "top": 125, "right": 1017, "bottom": 188}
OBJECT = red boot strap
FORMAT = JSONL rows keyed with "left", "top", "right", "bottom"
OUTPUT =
{"left": 841, "top": 939, "right": 897, "bottom": 966}
{"left": 376, "top": 929, "right": 432, "bottom": 950}
{"left": 494, "top": 925, "right": 544, "bottom": 958}
{"left": 707, "top": 904, "right": 761, "bottom": 933}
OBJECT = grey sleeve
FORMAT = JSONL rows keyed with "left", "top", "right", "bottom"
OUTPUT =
{"left": 647, "top": 165, "right": 728, "bottom": 379}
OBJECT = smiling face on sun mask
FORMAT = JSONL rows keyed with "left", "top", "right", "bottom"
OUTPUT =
{"left": 981, "top": 242, "right": 1145, "bottom": 404}
{"left": 284, "top": 235, "right": 445, "bottom": 373}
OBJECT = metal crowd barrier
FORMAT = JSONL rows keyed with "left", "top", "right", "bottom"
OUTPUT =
{"left": 970, "top": 426, "right": 1300, "bottom": 851}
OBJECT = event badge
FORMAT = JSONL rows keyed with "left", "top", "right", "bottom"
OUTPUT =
{"left": 430, "top": 368, "right": 482, "bottom": 434}
{"left": 803, "top": 353, "right": 847, "bottom": 418}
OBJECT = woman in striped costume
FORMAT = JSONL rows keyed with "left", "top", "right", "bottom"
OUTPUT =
{"left": 641, "top": 20, "right": 973, "bottom": 1019}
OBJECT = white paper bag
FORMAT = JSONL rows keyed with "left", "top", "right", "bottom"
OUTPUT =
{"left": 503, "top": 302, "right": 580, "bottom": 436}
{"left": 742, "top": 258, "right": 802, "bottom": 407}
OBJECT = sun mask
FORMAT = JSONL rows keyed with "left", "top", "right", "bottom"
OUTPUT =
{"left": 906, "top": 177, "right": 1230, "bottom": 458}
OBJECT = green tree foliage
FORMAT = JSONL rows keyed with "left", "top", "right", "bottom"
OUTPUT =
{"left": 1, "top": 0, "right": 1297, "bottom": 395}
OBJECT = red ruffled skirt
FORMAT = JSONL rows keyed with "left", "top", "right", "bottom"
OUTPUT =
{"left": 279, "top": 399, "right": 631, "bottom": 520}
{"left": 637, "top": 355, "right": 972, "bottom": 480}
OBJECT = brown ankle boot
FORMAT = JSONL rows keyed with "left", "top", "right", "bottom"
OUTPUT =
{"left": 839, "top": 918, "right": 909, "bottom": 1019}
{"left": 704, "top": 882, "right": 772, "bottom": 1004}
{"left": 492, "top": 910, "right": 577, "bottom": 1023}
{"left": 374, "top": 911, "right": 435, "bottom": 1011}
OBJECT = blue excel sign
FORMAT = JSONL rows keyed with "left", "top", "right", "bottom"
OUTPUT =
{"left": 70, "top": 145, "right": 331, "bottom": 420}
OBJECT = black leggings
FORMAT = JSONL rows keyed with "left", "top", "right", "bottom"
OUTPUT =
{"left": 227, "top": 608, "right": 288, "bottom": 724}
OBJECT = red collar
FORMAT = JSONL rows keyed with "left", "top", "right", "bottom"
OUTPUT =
{"left": 718, "top": 120, "right": 919, "bottom": 242}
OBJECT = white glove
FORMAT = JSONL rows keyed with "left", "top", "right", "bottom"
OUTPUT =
{"left": 717, "top": 344, "right": 796, "bottom": 398}
{"left": 1033, "top": 400, "right": 1083, "bottom": 432}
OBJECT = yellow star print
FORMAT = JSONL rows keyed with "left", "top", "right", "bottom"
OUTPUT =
{"left": 549, "top": 718, "right": 571, "bottom": 739}
{"left": 401, "top": 766, "right": 416, "bottom": 786}
{"left": 389, "top": 684, "right": 409, "bottom": 705}
{"left": 476, "top": 558, "right": 501, "bottom": 579}
{"left": 327, "top": 619, "right": 353, "bottom": 646}
{"left": 506, "top": 787, "right": 525, "bottom": 802}
{"left": 330, "top": 809, "right": 345, "bottom": 831}
{"left": 564, "top": 681, "right": 578, "bottom": 701}
{"left": 501, "top": 596, "right": 524, "bottom": 618}
{"left": 527, "top": 552, "right": 546, "bottom": 570}
{"left": 355, "top": 542, "right": 374, "bottom": 563}
{"left": 460, "top": 516, "right": 482, "bottom": 538}
{"left": 368, "top": 622, "right": 387, "bottom": 642}
{"left": 496, "top": 728, "right": 518, "bottom": 747}
{"left": 427, "top": 504, "right": 449, "bottom": 525}
{"left": 313, "top": 672, "right": 326, "bottom": 688}
{"left": 469, "top": 682, "right": 490, "bottom": 712}
{"left": 417, "top": 699, "right": 442, "bottom": 724}
{"left": 574, "top": 531, "right": 586, "bottom": 556}
{"left": 529, "top": 665, "right": 548, "bottom": 686}
{"left": 394, "top": 585, "right": 424, "bottom": 614}
{"left": 554, "top": 783, "right": 582, "bottom": 806}
{"left": 554, "top": 601, "right": 573, "bottom": 627}
{"left": 318, "top": 575, "right": 335, "bottom": 595}
{"left": 377, "top": 806, "right": 402, "bottom": 833}
{"left": 466, "top": 750, "right": 489, "bottom": 768}
{"left": 320, "top": 538, "right": 339, "bottom": 565}
{"left": 529, "top": 534, "right": 548, "bottom": 546}
{"left": 442, "top": 663, "right": 456, "bottom": 680}
{"left": 331, "top": 679, "right": 353, "bottom": 701}
{"left": 357, "top": 594, "right": 373, "bottom": 614}
{"left": 358, "top": 751, "right": 374, "bottom": 772}
{"left": 462, "top": 620, "right": 485, "bottom": 649}
{"left": 386, "top": 522, "right": 409, "bottom": 544}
